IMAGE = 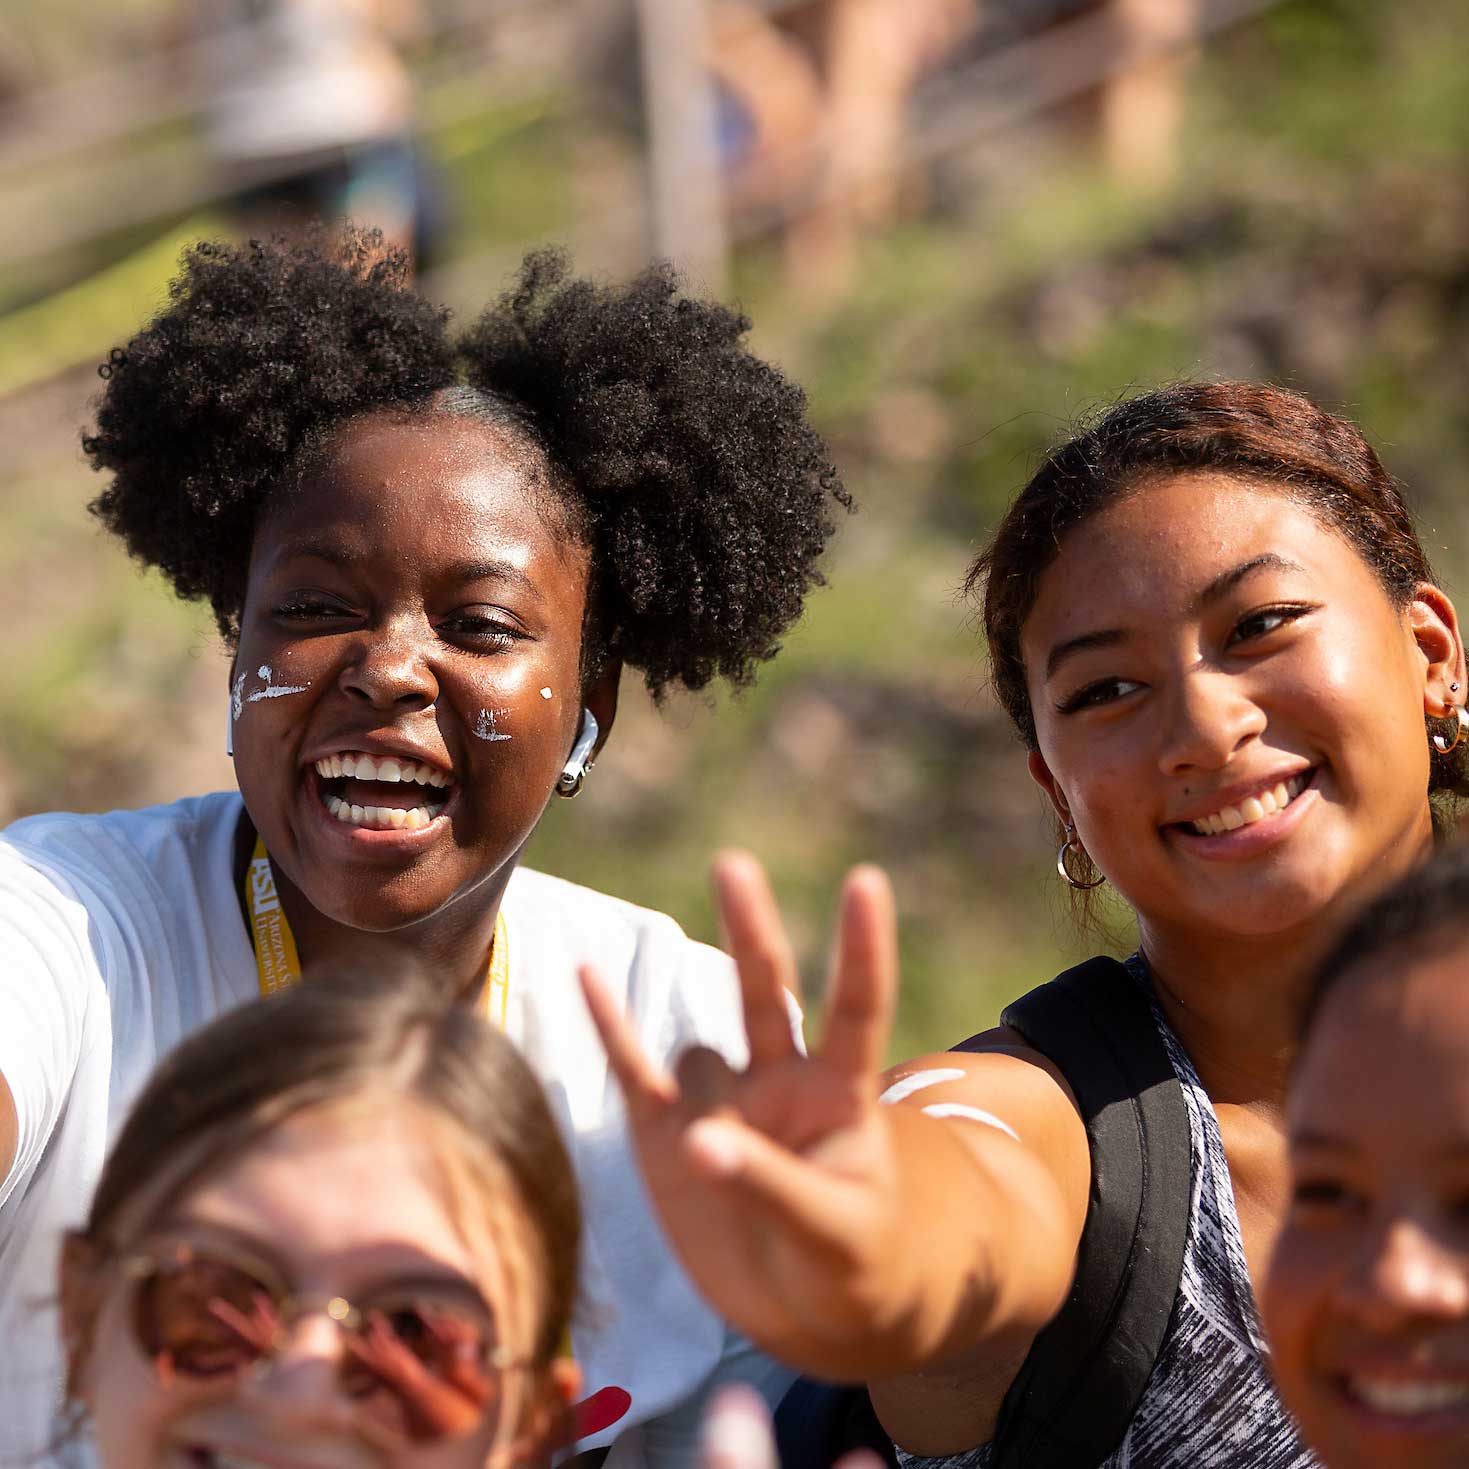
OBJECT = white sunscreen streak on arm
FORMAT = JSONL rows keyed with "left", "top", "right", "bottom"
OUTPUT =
{"left": 920, "top": 1102, "right": 1020, "bottom": 1143}
{"left": 879, "top": 1068, "right": 965, "bottom": 1106}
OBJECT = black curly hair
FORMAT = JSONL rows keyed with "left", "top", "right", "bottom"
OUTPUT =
{"left": 84, "top": 231, "right": 849, "bottom": 696}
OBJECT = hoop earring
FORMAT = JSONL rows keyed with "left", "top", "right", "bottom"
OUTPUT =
{"left": 556, "top": 708, "right": 600, "bottom": 798}
{"left": 1432, "top": 703, "right": 1469, "bottom": 755}
{"left": 1057, "top": 824, "right": 1106, "bottom": 890}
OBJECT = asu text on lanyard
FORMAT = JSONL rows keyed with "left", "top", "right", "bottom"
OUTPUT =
{"left": 243, "top": 835, "right": 510, "bottom": 1026}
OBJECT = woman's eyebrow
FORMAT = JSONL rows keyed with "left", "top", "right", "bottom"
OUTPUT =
{"left": 1192, "top": 553, "right": 1308, "bottom": 613}
{"left": 1045, "top": 627, "right": 1126, "bottom": 681}
{"left": 446, "top": 559, "right": 541, "bottom": 597}
{"left": 1044, "top": 553, "right": 1310, "bottom": 680}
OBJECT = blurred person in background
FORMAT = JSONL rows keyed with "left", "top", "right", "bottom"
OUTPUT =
{"left": 59, "top": 964, "right": 582, "bottom": 1469}
{"left": 587, "top": 381, "right": 1469, "bottom": 1468}
{"left": 708, "top": 0, "right": 977, "bottom": 292}
{"left": 1265, "top": 842, "right": 1469, "bottom": 1469}
{"left": 0, "top": 230, "right": 847, "bottom": 1468}
{"left": 181, "top": 0, "right": 446, "bottom": 267}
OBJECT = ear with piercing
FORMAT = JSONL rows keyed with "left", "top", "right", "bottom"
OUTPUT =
{"left": 1433, "top": 695, "right": 1469, "bottom": 756}
{"left": 555, "top": 709, "right": 600, "bottom": 798}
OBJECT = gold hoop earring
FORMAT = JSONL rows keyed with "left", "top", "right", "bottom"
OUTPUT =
{"left": 1056, "top": 825, "right": 1106, "bottom": 890}
{"left": 1432, "top": 704, "right": 1469, "bottom": 755}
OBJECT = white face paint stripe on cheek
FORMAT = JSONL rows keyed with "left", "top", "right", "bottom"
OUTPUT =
{"left": 878, "top": 1068, "right": 966, "bottom": 1105}
{"left": 245, "top": 664, "right": 310, "bottom": 702}
{"left": 920, "top": 1102, "right": 1020, "bottom": 1142}
{"left": 474, "top": 709, "right": 513, "bottom": 742}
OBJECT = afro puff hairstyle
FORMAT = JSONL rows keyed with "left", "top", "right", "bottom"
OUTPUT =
{"left": 84, "top": 231, "right": 849, "bottom": 697}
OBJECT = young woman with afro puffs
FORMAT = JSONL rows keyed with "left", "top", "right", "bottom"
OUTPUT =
{"left": 0, "top": 230, "right": 849, "bottom": 1469}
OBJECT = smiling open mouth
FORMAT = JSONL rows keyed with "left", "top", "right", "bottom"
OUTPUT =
{"left": 1343, "top": 1375, "right": 1469, "bottom": 1417}
{"left": 1182, "top": 770, "right": 1315, "bottom": 837}
{"left": 312, "top": 752, "right": 454, "bottom": 831}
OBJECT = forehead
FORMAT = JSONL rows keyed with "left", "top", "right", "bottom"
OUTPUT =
{"left": 257, "top": 413, "right": 585, "bottom": 575}
{"left": 173, "top": 1104, "right": 483, "bottom": 1288}
{"left": 1022, "top": 472, "right": 1385, "bottom": 654}
{"left": 1293, "top": 952, "right": 1469, "bottom": 1141}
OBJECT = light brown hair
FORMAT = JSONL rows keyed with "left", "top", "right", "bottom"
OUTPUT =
{"left": 64, "top": 963, "right": 579, "bottom": 1401}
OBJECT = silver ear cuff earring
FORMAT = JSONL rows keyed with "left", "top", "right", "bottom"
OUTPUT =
{"left": 556, "top": 709, "right": 600, "bottom": 798}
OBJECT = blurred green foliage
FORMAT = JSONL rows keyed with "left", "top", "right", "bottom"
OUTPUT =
{"left": 1, "top": 0, "right": 1466, "bottom": 1059}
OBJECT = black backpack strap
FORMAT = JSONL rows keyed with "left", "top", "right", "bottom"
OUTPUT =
{"left": 952, "top": 956, "right": 1192, "bottom": 1469}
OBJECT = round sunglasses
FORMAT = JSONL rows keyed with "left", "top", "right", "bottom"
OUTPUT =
{"left": 116, "top": 1237, "right": 528, "bottom": 1446}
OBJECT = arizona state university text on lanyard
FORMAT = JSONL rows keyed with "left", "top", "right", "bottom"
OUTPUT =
{"left": 243, "top": 835, "right": 510, "bottom": 1027}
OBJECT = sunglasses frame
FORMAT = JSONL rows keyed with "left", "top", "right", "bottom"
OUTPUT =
{"left": 111, "top": 1233, "right": 530, "bottom": 1443}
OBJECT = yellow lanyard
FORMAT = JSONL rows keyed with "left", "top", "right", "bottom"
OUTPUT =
{"left": 242, "top": 836, "right": 510, "bottom": 1027}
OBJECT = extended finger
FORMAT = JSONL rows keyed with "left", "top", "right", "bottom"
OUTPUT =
{"left": 820, "top": 865, "right": 897, "bottom": 1081}
{"left": 579, "top": 965, "right": 678, "bottom": 1112}
{"left": 712, "top": 850, "right": 801, "bottom": 1067}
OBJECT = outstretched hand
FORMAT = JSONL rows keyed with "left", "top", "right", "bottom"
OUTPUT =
{"left": 580, "top": 852, "right": 912, "bottom": 1376}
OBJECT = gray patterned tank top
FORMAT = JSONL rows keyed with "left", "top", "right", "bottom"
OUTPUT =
{"left": 897, "top": 973, "right": 1317, "bottom": 1469}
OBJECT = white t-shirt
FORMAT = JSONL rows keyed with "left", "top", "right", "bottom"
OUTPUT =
{"left": 0, "top": 792, "right": 791, "bottom": 1468}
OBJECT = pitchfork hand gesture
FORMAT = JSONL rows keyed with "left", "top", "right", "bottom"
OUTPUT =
{"left": 581, "top": 851, "right": 948, "bottom": 1379}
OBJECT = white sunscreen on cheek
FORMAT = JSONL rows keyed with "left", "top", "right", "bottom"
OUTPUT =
{"left": 474, "top": 709, "right": 513, "bottom": 742}
{"left": 540, "top": 687, "right": 553, "bottom": 700}
{"left": 246, "top": 663, "right": 310, "bottom": 702}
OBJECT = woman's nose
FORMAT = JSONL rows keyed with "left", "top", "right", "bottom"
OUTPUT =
{"left": 338, "top": 621, "right": 440, "bottom": 712}
{"left": 1156, "top": 670, "right": 1266, "bottom": 775}
{"left": 236, "top": 1312, "right": 361, "bottom": 1433}
{"left": 1342, "top": 1217, "right": 1469, "bottom": 1329}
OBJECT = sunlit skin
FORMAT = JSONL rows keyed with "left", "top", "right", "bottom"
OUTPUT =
{"left": 1021, "top": 472, "right": 1460, "bottom": 1284}
{"left": 578, "top": 469, "right": 1469, "bottom": 1457}
{"left": 73, "top": 1105, "right": 578, "bottom": 1469}
{"left": 229, "top": 412, "right": 617, "bottom": 1000}
{"left": 1265, "top": 951, "right": 1469, "bottom": 1469}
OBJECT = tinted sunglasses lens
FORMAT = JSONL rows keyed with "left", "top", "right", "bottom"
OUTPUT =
{"left": 135, "top": 1251, "right": 278, "bottom": 1378}
{"left": 343, "top": 1299, "right": 500, "bottom": 1443}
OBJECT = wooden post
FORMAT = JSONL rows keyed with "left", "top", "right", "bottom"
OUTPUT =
{"left": 634, "top": 0, "right": 729, "bottom": 291}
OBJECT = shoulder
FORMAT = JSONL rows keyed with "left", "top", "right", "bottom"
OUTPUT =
{"left": 3, "top": 792, "right": 242, "bottom": 893}
{"left": 0, "top": 791, "right": 244, "bottom": 994}
{"left": 504, "top": 866, "right": 751, "bottom": 1060}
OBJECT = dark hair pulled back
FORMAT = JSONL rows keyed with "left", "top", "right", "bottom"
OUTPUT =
{"left": 84, "top": 231, "right": 848, "bottom": 697}
{"left": 968, "top": 380, "right": 1468, "bottom": 818}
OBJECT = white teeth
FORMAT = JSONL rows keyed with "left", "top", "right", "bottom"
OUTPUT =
{"left": 313, "top": 753, "right": 454, "bottom": 788}
{"left": 1190, "top": 772, "right": 1311, "bottom": 836}
{"left": 1349, "top": 1377, "right": 1469, "bottom": 1415}
{"left": 324, "top": 794, "right": 444, "bottom": 831}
